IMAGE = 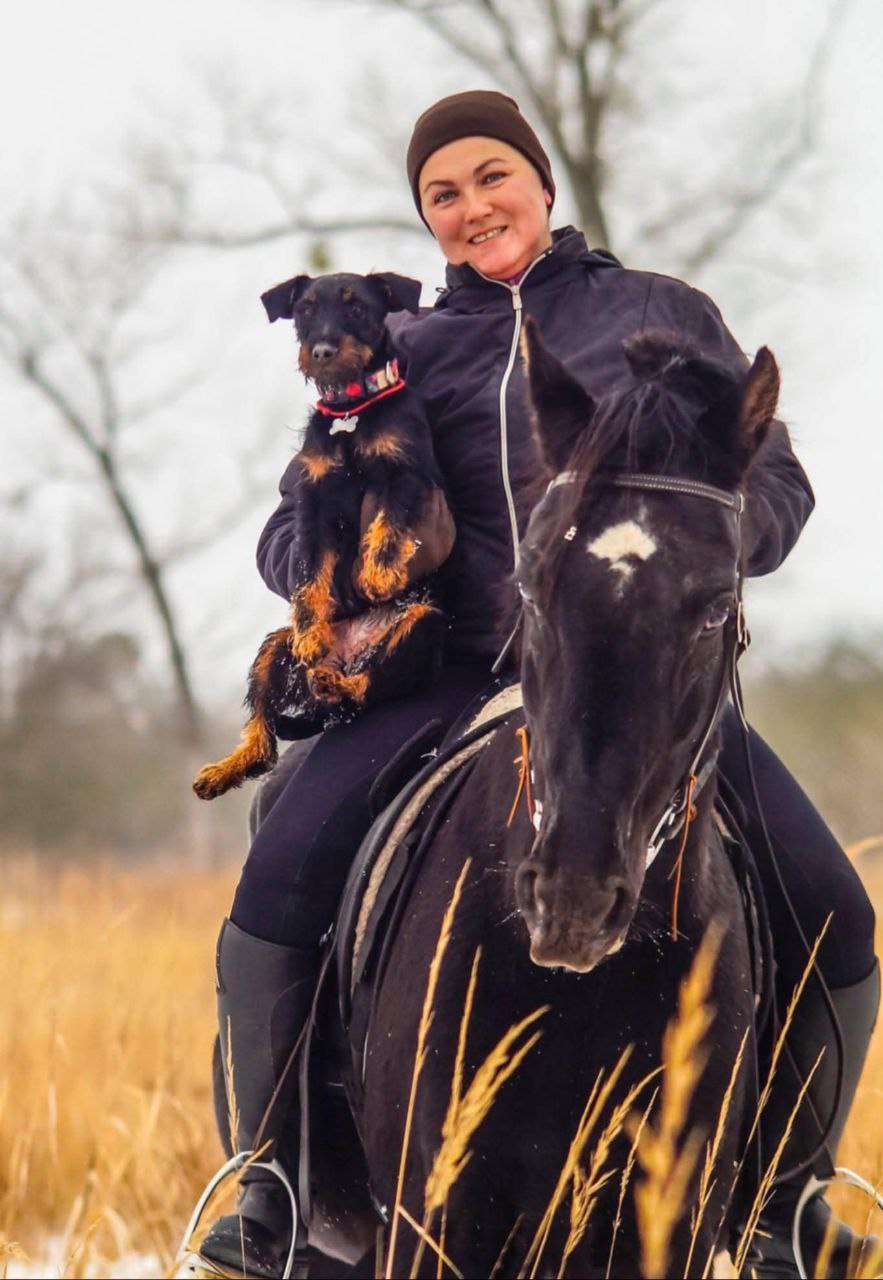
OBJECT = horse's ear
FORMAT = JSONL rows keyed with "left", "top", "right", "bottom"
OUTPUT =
{"left": 700, "top": 346, "right": 779, "bottom": 468}
{"left": 739, "top": 347, "right": 779, "bottom": 450}
{"left": 520, "top": 317, "right": 596, "bottom": 474}
{"left": 261, "top": 274, "right": 312, "bottom": 322}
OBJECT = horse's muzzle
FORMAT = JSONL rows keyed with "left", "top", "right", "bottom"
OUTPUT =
{"left": 515, "top": 862, "right": 635, "bottom": 972}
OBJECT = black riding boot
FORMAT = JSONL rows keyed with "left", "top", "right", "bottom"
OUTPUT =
{"left": 198, "top": 918, "right": 318, "bottom": 1279}
{"left": 740, "top": 961, "right": 880, "bottom": 1279}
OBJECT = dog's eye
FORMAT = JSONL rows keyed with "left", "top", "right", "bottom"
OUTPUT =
{"left": 348, "top": 301, "right": 365, "bottom": 317}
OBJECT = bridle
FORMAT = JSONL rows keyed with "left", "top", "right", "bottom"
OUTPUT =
{"left": 607, "top": 474, "right": 749, "bottom": 869}
{"left": 498, "top": 469, "right": 750, "bottom": 872}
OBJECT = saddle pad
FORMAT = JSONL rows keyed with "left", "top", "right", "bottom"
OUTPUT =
{"left": 349, "top": 681, "right": 523, "bottom": 992}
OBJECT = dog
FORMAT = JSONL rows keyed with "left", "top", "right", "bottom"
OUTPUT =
{"left": 193, "top": 271, "right": 453, "bottom": 800}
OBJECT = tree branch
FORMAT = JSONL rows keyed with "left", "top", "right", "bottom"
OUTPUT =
{"left": 678, "top": 0, "right": 846, "bottom": 276}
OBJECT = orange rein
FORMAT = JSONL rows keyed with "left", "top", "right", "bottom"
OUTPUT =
{"left": 507, "top": 725, "right": 534, "bottom": 828}
{"left": 668, "top": 772, "right": 698, "bottom": 941}
{"left": 506, "top": 724, "right": 698, "bottom": 941}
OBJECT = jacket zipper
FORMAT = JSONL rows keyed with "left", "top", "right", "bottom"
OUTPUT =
{"left": 475, "top": 250, "right": 549, "bottom": 570}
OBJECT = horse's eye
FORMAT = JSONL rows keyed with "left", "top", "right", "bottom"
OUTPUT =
{"left": 702, "top": 601, "right": 732, "bottom": 633}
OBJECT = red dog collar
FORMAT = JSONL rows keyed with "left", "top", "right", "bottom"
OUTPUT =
{"left": 315, "top": 376, "right": 407, "bottom": 424}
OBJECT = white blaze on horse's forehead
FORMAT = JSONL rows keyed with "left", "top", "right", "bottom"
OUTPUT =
{"left": 586, "top": 519, "right": 658, "bottom": 583}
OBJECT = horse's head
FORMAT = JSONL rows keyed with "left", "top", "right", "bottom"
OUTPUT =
{"left": 513, "top": 320, "right": 780, "bottom": 972}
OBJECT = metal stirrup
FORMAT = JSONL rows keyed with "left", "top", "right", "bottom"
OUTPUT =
{"left": 792, "top": 1170, "right": 883, "bottom": 1280}
{"left": 175, "top": 1151, "right": 302, "bottom": 1279}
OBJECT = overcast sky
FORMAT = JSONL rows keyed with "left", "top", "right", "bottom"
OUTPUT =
{"left": 2, "top": 0, "right": 881, "bottom": 698}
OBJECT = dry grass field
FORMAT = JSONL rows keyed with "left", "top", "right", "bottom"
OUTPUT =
{"left": 0, "top": 852, "right": 881, "bottom": 1278}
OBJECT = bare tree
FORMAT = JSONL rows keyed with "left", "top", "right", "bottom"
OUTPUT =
{"left": 0, "top": 196, "right": 272, "bottom": 745}
{"left": 145, "top": 0, "right": 846, "bottom": 283}
{"left": 122, "top": 71, "right": 424, "bottom": 253}
{"left": 369, "top": 0, "right": 848, "bottom": 270}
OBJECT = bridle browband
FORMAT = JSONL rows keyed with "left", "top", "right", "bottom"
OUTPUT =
{"left": 496, "top": 468, "right": 750, "bottom": 870}
{"left": 550, "top": 468, "right": 745, "bottom": 515}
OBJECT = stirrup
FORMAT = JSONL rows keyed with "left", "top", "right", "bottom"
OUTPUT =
{"left": 175, "top": 1150, "right": 304, "bottom": 1279}
{"left": 792, "top": 1168, "right": 883, "bottom": 1280}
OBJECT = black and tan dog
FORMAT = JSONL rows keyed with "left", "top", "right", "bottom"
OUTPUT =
{"left": 193, "top": 271, "right": 453, "bottom": 800}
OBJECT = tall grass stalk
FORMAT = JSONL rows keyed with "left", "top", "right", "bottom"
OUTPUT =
{"left": 631, "top": 926, "right": 722, "bottom": 1278}
{"left": 385, "top": 859, "right": 471, "bottom": 1279}
{"left": 522, "top": 1048, "right": 633, "bottom": 1279}
{"left": 0, "top": 858, "right": 230, "bottom": 1275}
{"left": 683, "top": 1027, "right": 749, "bottom": 1276}
{"left": 700, "top": 920, "right": 833, "bottom": 1277}
{"left": 731, "top": 1052, "right": 823, "bottom": 1273}
{"left": 424, "top": 964, "right": 547, "bottom": 1214}
{"left": 412, "top": 948, "right": 547, "bottom": 1277}
{"left": 394, "top": 1204, "right": 462, "bottom": 1278}
{"left": 558, "top": 1067, "right": 662, "bottom": 1277}
{"left": 742, "top": 916, "right": 830, "bottom": 1157}
{"left": 604, "top": 1087, "right": 659, "bottom": 1279}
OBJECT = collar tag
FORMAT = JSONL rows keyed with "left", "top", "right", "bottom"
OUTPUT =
{"left": 328, "top": 415, "right": 358, "bottom": 435}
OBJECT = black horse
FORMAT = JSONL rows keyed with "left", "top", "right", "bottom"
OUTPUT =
{"left": 350, "top": 322, "right": 782, "bottom": 1278}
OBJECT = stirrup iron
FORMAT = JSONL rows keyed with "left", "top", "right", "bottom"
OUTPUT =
{"left": 176, "top": 1151, "right": 303, "bottom": 1279}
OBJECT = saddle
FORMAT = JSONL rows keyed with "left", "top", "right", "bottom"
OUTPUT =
{"left": 290, "top": 681, "right": 524, "bottom": 1262}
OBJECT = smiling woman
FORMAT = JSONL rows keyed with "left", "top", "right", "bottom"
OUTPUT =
{"left": 406, "top": 89, "right": 556, "bottom": 279}
{"left": 417, "top": 138, "right": 553, "bottom": 279}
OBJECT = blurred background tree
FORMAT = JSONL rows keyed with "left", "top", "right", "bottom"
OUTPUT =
{"left": 0, "top": 0, "right": 879, "bottom": 858}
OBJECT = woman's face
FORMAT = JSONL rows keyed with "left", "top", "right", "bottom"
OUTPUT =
{"left": 419, "top": 136, "right": 553, "bottom": 280}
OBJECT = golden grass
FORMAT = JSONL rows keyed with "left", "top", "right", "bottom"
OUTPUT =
{"left": 424, "top": 950, "right": 547, "bottom": 1217}
{"left": 385, "top": 858, "right": 470, "bottom": 1278}
{"left": 0, "top": 857, "right": 229, "bottom": 1276}
{"left": 2, "top": 852, "right": 882, "bottom": 1277}
{"left": 629, "top": 927, "right": 721, "bottom": 1279}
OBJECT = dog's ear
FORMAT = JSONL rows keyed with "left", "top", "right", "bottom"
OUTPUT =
{"left": 261, "top": 274, "right": 312, "bottom": 323}
{"left": 367, "top": 273, "right": 422, "bottom": 314}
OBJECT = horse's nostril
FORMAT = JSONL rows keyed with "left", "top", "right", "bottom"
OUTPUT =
{"left": 600, "top": 882, "right": 631, "bottom": 933}
{"left": 515, "top": 865, "right": 539, "bottom": 914}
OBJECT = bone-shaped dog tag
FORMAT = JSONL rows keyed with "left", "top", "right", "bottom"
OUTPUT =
{"left": 328, "top": 416, "right": 359, "bottom": 435}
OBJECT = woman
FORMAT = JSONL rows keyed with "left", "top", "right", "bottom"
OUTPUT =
{"left": 199, "top": 91, "right": 878, "bottom": 1279}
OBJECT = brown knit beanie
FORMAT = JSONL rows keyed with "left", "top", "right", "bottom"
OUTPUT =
{"left": 407, "top": 90, "right": 555, "bottom": 225}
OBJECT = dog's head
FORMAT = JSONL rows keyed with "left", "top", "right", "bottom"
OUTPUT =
{"left": 261, "top": 271, "right": 421, "bottom": 391}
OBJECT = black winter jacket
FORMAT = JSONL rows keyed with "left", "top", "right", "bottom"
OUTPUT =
{"left": 257, "top": 227, "right": 814, "bottom": 661}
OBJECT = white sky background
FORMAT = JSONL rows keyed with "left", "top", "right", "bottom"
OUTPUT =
{"left": 1, "top": 0, "right": 881, "bottom": 702}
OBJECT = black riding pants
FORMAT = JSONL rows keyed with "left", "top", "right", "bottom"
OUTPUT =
{"left": 231, "top": 690, "right": 876, "bottom": 993}
{"left": 231, "top": 662, "right": 494, "bottom": 947}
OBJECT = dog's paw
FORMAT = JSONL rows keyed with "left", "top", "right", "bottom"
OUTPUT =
{"left": 308, "top": 664, "right": 369, "bottom": 705}
{"left": 356, "top": 558, "right": 410, "bottom": 602}
{"left": 193, "top": 761, "right": 244, "bottom": 800}
{"left": 291, "top": 620, "right": 333, "bottom": 665}
{"left": 357, "top": 517, "right": 417, "bottom": 601}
